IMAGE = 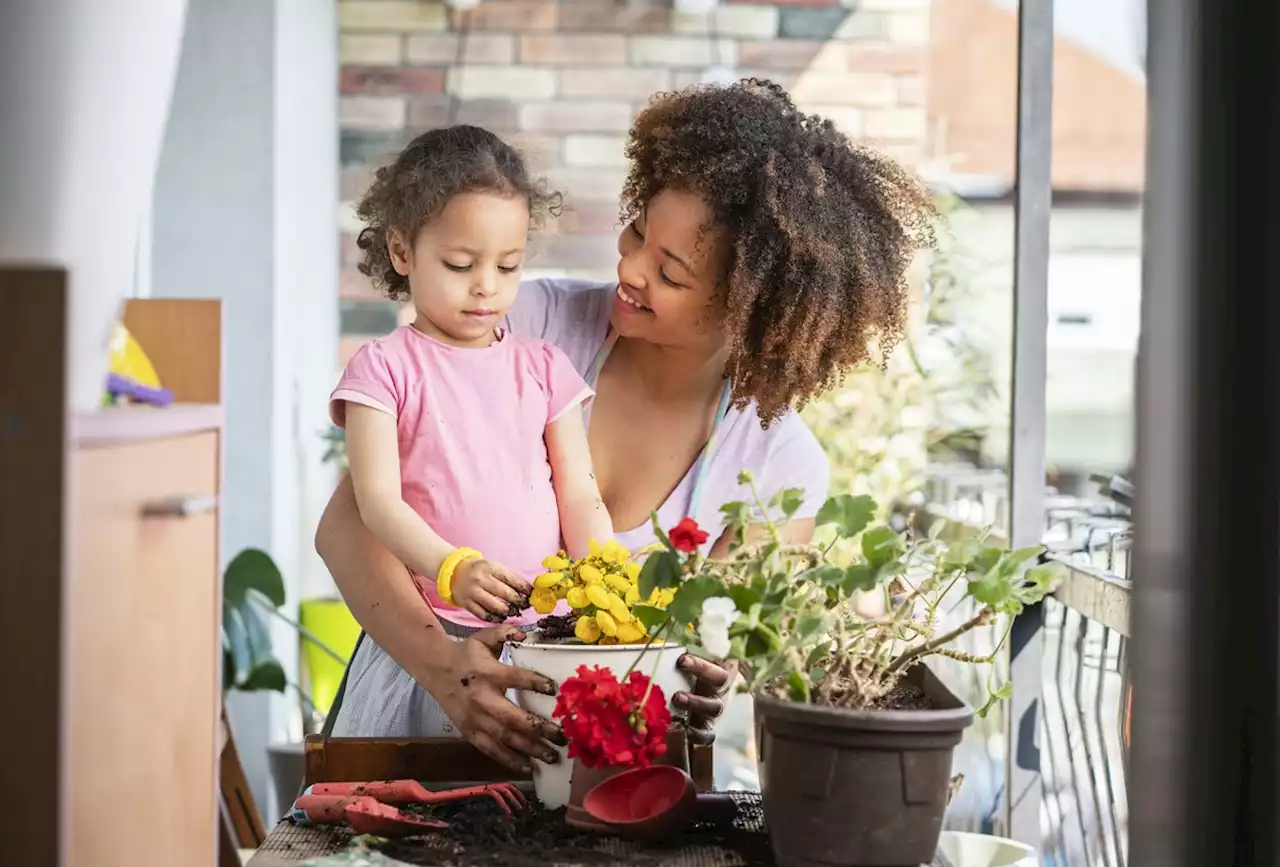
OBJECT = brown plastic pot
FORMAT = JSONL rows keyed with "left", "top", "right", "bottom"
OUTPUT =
{"left": 754, "top": 664, "right": 975, "bottom": 867}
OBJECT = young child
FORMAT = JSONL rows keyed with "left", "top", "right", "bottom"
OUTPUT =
{"left": 330, "top": 125, "right": 614, "bottom": 630}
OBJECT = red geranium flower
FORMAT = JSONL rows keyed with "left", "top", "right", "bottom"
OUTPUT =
{"left": 552, "top": 665, "right": 671, "bottom": 769}
{"left": 668, "top": 517, "right": 709, "bottom": 553}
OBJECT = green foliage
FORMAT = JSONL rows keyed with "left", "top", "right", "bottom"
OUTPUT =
{"left": 640, "top": 483, "right": 1066, "bottom": 713}
{"left": 223, "top": 549, "right": 288, "bottom": 693}
{"left": 222, "top": 547, "right": 346, "bottom": 699}
{"left": 802, "top": 195, "right": 997, "bottom": 510}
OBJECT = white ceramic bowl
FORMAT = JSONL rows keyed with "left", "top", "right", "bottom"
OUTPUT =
{"left": 937, "top": 831, "right": 1037, "bottom": 867}
{"left": 506, "top": 640, "right": 693, "bottom": 808}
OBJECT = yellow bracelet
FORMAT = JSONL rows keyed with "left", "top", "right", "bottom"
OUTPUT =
{"left": 436, "top": 547, "right": 482, "bottom": 605}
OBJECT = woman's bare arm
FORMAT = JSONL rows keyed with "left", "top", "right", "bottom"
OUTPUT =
{"left": 707, "top": 517, "right": 816, "bottom": 559}
{"left": 315, "top": 473, "right": 455, "bottom": 685}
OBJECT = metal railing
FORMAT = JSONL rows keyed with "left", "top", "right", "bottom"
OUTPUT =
{"left": 922, "top": 466, "right": 1133, "bottom": 865}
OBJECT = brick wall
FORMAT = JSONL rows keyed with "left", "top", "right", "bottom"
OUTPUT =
{"left": 336, "top": 0, "right": 932, "bottom": 360}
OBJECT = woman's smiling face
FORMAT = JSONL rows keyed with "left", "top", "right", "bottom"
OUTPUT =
{"left": 612, "top": 188, "right": 729, "bottom": 352}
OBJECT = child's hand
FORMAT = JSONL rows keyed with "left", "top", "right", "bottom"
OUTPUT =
{"left": 452, "top": 558, "right": 532, "bottom": 622}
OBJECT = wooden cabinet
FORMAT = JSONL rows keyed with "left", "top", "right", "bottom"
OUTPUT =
{"left": 1, "top": 271, "right": 224, "bottom": 867}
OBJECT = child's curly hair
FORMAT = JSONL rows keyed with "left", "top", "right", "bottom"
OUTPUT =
{"left": 356, "top": 125, "right": 561, "bottom": 301}
{"left": 622, "top": 79, "right": 937, "bottom": 425}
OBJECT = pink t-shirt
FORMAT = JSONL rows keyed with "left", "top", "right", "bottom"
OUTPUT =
{"left": 330, "top": 325, "right": 591, "bottom": 628}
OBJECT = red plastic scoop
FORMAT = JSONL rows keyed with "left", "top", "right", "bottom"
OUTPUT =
{"left": 581, "top": 765, "right": 698, "bottom": 839}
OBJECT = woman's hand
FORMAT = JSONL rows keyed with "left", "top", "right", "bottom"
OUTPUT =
{"left": 673, "top": 655, "right": 738, "bottom": 745}
{"left": 452, "top": 558, "right": 531, "bottom": 622}
{"left": 420, "top": 626, "right": 567, "bottom": 773}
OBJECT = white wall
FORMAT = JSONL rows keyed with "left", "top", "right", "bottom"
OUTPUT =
{"left": 149, "top": 0, "right": 338, "bottom": 819}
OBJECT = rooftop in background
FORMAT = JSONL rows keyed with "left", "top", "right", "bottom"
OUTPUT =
{"left": 929, "top": 0, "right": 1147, "bottom": 195}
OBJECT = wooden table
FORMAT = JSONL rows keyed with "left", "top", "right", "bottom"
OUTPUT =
{"left": 249, "top": 735, "right": 950, "bottom": 866}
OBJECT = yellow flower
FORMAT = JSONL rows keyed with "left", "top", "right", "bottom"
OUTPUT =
{"left": 624, "top": 586, "right": 640, "bottom": 606}
{"left": 574, "top": 615, "right": 601, "bottom": 643}
{"left": 601, "top": 539, "right": 630, "bottom": 564}
{"left": 541, "top": 553, "right": 570, "bottom": 571}
{"left": 585, "top": 584, "right": 613, "bottom": 610}
{"left": 533, "top": 572, "right": 562, "bottom": 589}
{"left": 566, "top": 586, "right": 590, "bottom": 609}
{"left": 658, "top": 588, "right": 676, "bottom": 607}
{"left": 608, "top": 596, "right": 632, "bottom": 623}
{"left": 604, "top": 573, "right": 632, "bottom": 594}
{"left": 616, "top": 621, "right": 646, "bottom": 643}
{"left": 623, "top": 562, "right": 642, "bottom": 582}
{"left": 530, "top": 587, "right": 558, "bottom": 615}
{"left": 595, "top": 610, "right": 618, "bottom": 637}
{"left": 598, "top": 636, "right": 619, "bottom": 646}
{"left": 588, "top": 538, "right": 603, "bottom": 558}
{"left": 578, "top": 564, "right": 604, "bottom": 584}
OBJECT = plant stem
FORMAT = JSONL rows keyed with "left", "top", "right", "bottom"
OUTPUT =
{"left": 883, "top": 606, "right": 994, "bottom": 677}
{"left": 745, "top": 477, "right": 781, "bottom": 544}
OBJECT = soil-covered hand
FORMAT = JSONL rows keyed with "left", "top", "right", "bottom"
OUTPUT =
{"left": 421, "top": 626, "right": 567, "bottom": 773}
{"left": 674, "top": 655, "right": 738, "bottom": 745}
{"left": 452, "top": 557, "right": 531, "bottom": 622}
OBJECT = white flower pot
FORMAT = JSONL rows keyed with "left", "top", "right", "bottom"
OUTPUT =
{"left": 506, "top": 640, "right": 693, "bottom": 809}
{"left": 937, "top": 831, "right": 1037, "bottom": 867}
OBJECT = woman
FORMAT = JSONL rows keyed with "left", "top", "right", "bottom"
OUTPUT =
{"left": 315, "top": 79, "right": 936, "bottom": 773}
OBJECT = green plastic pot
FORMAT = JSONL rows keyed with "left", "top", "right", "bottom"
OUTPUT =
{"left": 298, "top": 597, "right": 361, "bottom": 717}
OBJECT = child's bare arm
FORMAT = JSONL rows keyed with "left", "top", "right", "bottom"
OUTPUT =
{"left": 345, "top": 403, "right": 454, "bottom": 579}
{"left": 345, "top": 403, "right": 530, "bottom": 619}
{"left": 545, "top": 404, "right": 614, "bottom": 559}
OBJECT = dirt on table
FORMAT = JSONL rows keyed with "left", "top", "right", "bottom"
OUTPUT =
{"left": 374, "top": 794, "right": 774, "bottom": 867}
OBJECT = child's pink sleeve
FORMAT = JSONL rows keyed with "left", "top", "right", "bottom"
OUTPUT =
{"left": 330, "top": 339, "right": 401, "bottom": 427}
{"left": 542, "top": 342, "right": 593, "bottom": 425}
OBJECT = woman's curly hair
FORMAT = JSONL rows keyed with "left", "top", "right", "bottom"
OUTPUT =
{"left": 356, "top": 125, "right": 561, "bottom": 300}
{"left": 621, "top": 78, "right": 937, "bottom": 425}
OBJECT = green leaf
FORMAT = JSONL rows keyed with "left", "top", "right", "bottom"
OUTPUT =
{"left": 774, "top": 487, "right": 805, "bottom": 518}
{"left": 809, "top": 666, "right": 827, "bottom": 682}
{"left": 632, "top": 605, "right": 669, "bottom": 632}
{"left": 1017, "top": 562, "right": 1064, "bottom": 604}
{"left": 224, "top": 548, "right": 286, "bottom": 608}
{"left": 786, "top": 670, "right": 811, "bottom": 702}
{"left": 816, "top": 494, "right": 877, "bottom": 538}
{"left": 843, "top": 563, "right": 882, "bottom": 594}
{"left": 668, "top": 576, "right": 726, "bottom": 624}
{"left": 794, "top": 614, "right": 827, "bottom": 642}
{"left": 727, "top": 584, "right": 762, "bottom": 612}
{"left": 751, "top": 623, "right": 785, "bottom": 654}
{"left": 966, "top": 571, "right": 1011, "bottom": 609}
{"left": 804, "top": 643, "right": 830, "bottom": 669}
{"left": 238, "top": 660, "right": 287, "bottom": 692}
{"left": 638, "top": 550, "right": 681, "bottom": 599}
{"left": 861, "top": 525, "right": 904, "bottom": 567}
{"left": 1008, "top": 546, "right": 1045, "bottom": 566}
{"left": 803, "top": 565, "right": 846, "bottom": 588}
{"left": 991, "top": 681, "right": 1013, "bottom": 702}
{"left": 940, "top": 538, "right": 982, "bottom": 568}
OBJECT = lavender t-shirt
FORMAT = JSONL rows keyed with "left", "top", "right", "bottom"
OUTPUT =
{"left": 502, "top": 277, "right": 831, "bottom": 554}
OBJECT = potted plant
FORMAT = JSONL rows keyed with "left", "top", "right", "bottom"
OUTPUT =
{"left": 624, "top": 473, "right": 1061, "bottom": 867}
{"left": 222, "top": 548, "right": 350, "bottom": 817}
{"left": 507, "top": 539, "right": 696, "bottom": 810}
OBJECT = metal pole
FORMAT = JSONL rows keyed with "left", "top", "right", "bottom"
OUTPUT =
{"left": 1004, "top": 0, "right": 1054, "bottom": 846}
{"left": 1130, "top": 0, "right": 1280, "bottom": 865}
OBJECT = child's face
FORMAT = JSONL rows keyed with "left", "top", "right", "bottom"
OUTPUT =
{"left": 389, "top": 191, "right": 530, "bottom": 348}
